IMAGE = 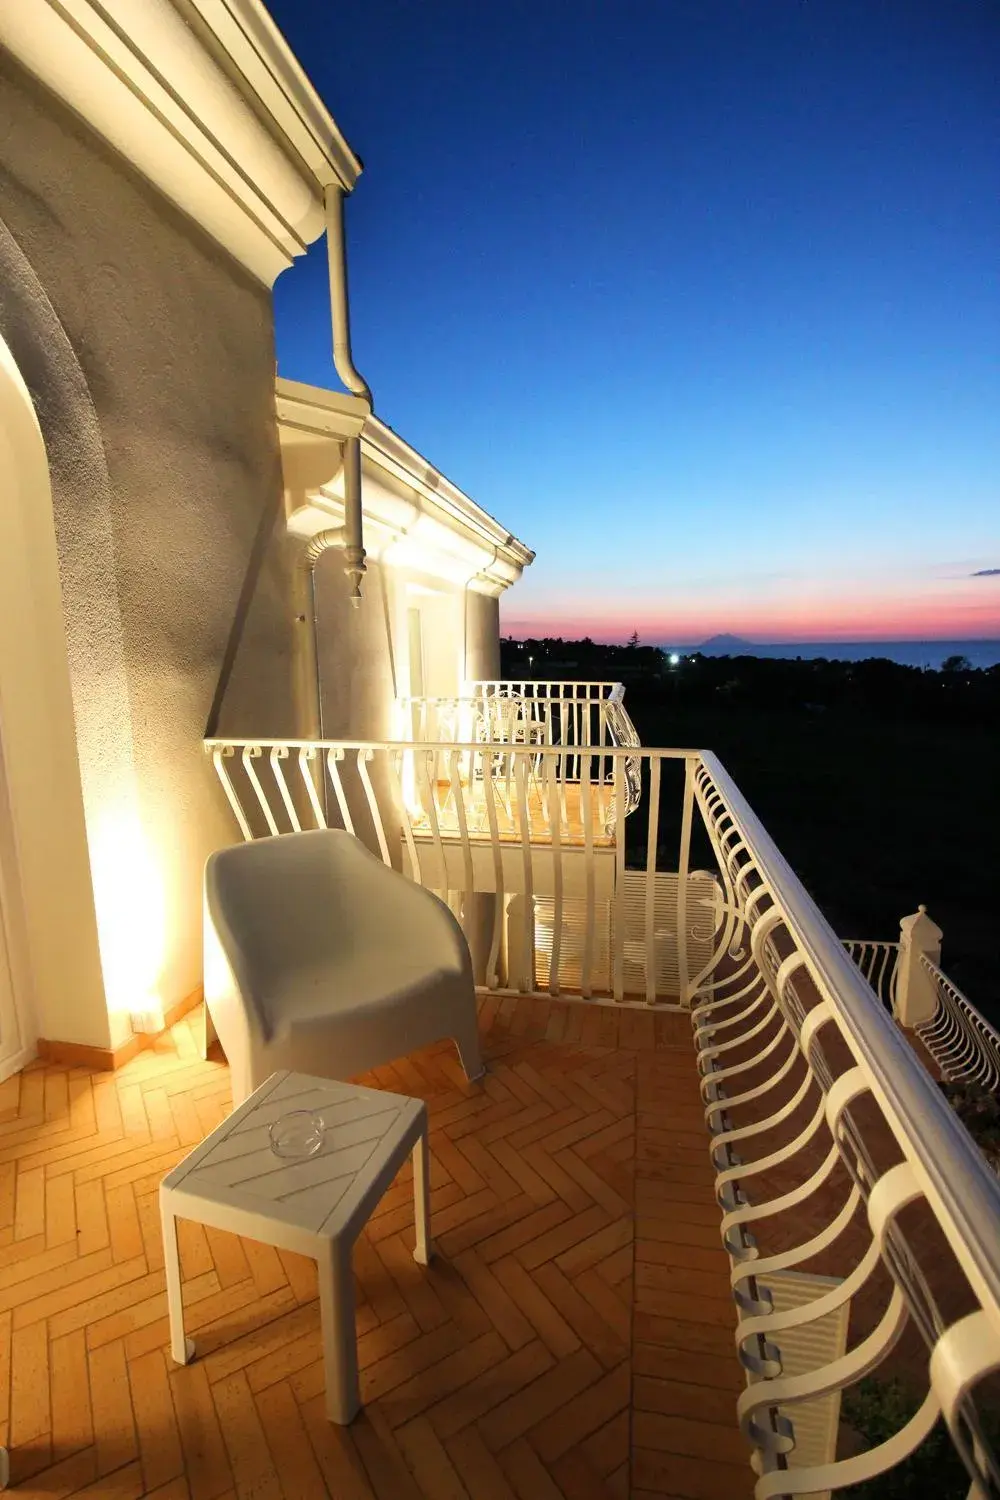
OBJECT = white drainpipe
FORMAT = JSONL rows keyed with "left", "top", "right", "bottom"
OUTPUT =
{"left": 324, "top": 182, "right": 372, "bottom": 607}
{"left": 301, "top": 527, "right": 346, "bottom": 743}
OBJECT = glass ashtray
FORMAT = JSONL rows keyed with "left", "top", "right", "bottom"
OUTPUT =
{"left": 268, "top": 1110, "right": 325, "bottom": 1159}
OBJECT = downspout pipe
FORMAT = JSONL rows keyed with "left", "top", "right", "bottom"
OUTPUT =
{"left": 325, "top": 183, "right": 372, "bottom": 608}
{"left": 302, "top": 527, "right": 346, "bottom": 743}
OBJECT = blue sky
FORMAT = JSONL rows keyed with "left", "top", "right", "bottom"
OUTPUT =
{"left": 270, "top": 0, "right": 1000, "bottom": 642}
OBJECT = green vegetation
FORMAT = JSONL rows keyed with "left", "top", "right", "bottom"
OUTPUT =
{"left": 840, "top": 1378, "right": 974, "bottom": 1497}
{"left": 940, "top": 1081, "right": 1000, "bottom": 1172}
{"left": 500, "top": 638, "right": 1000, "bottom": 1011}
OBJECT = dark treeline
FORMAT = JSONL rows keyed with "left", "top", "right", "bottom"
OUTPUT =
{"left": 501, "top": 636, "right": 1000, "bottom": 727}
{"left": 500, "top": 636, "right": 1000, "bottom": 1010}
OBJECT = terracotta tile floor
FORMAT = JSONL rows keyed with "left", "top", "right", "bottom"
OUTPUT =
{"left": 0, "top": 998, "right": 754, "bottom": 1499}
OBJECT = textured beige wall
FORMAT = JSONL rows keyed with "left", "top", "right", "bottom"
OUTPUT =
{"left": 465, "top": 593, "right": 501, "bottom": 682}
{"left": 0, "top": 54, "right": 302, "bottom": 1042}
{"left": 418, "top": 591, "right": 464, "bottom": 697}
{"left": 314, "top": 552, "right": 403, "bottom": 864}
{"left": 315, "top": 553, "right": 399, "bottom": 743}
{"left": 313, "top": 558, "right": 505, "bottom": 871}
{"left": 315, "top": 559, "right": 502, "bottom": 741}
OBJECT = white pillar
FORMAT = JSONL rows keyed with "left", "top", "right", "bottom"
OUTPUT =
{"left": 895, "top": 905, "right": 943, "bottom": 1028}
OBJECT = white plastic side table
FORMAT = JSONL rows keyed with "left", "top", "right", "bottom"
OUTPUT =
{"left": 159, "top": 1069, "right": 431, "bottom": 1424}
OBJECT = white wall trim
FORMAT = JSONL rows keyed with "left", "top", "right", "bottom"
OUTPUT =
{"left": 0, "top": 0, "right": 359, "bottom": 285}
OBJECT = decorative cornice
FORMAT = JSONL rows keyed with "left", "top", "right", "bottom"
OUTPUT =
{"left": 0, "top": 0, "right": 360, "bottom": 285}
{"left": 181, "top": 0, "right": 361, "bottom": 190}
{"left": 274, "top": 377, "right": 534, "bottom": 596}
{"left": 275, "top": 378, "right": 370, "bottom": 442}
{"left": 362, "top": 416, "right": 535, "bottom": 574}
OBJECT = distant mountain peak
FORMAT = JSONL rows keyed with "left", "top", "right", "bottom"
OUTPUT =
{"left": 699, "top": 633, "right": 754, "bottom": 654}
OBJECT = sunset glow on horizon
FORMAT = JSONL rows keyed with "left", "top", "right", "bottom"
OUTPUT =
{"left": 501, "top": 569, "right": 1000, "bottom": 645}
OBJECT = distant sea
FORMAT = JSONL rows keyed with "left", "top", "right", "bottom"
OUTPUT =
{"left": 665, "top": 639, "right": 1000, "bottom": 671}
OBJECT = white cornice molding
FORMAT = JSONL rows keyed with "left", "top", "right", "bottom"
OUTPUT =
{"left": 0, "top": 0, "right": 360, "bottom": 286}
{"left": 181, "top": 0, "right": 361, "bottom": 191}
{"left": 275, "top": 378, "right": 370, "bottom": 442}
{"left": 361, "top": 416, "right": 535, "bottom": 576}
{"left": 276, "top": 377, "right": 369, "bottom": 495}
{"left": 275, "top": 377, "right": 535, "bottom": 595}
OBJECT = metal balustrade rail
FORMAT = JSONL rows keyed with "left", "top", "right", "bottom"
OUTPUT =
{"left": 205, "top": 739, "right": 702, "bottom": 1002}
{"left": 397, "top": 687, "right": 643, "bottom": 818}
{"left": 468, "top": 679, "right": 637, "bottom": 783}
{"left": 204, "top": 735, "right": 1000, "bottom": 1493}
{"left": 843, "top": 939, "right": 900, "bottom": 1013}
{"left": 467, "top": 678, "right": 621, "bottom": 699}
{"left": 918, "top": 956, "right": 1000, "bottom": 1092}
{"left": 691, "top": 752, "right": 1000, "bottom": 1497}
{"left": 843, "top": 939, "right": 1000, "bottom": 1093}
{"left": 396, "top": 691, "right": 609, "bottom": 759}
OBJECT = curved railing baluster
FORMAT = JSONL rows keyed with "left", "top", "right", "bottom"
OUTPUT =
{"left": 692, "top": 751, "right": 1000, "bottom": 1496}
{"left": 917, "top": 957, "right": 1000, "bottom": 1091}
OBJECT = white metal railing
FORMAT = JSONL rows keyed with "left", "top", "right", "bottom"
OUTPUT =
{"left": 397, "top": 684, "right": 642, "bottom": 819}
{"left": 205, "top": 739, "right": 707, "bottom": 1002}
{"left": 843, "top": 939, "right": 899, "bottom": 1013}
{"left": 396, "top": 692, "right": 604, "bottom": 754}
{"left": 691, "top": 753, "right": 1000, "bottom": 1497}
{"left": 467, "top": 678, "right": 621, "bottom": 698}
{"left": 844, "top": 938, "right": 1000, "bottom": 1092}
{"left": 204, "top": 734, "right": 1000, "bottom": 1494}
{"left": 917, "top": 956, "right": 1000, "bottom": 1091}
{"left": 468, "top": 679, "right": 641, "bottom": 785}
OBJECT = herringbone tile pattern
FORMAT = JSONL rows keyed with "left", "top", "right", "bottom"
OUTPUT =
{"left": 0, "top": 999, "right": 753, "bottom": 1498}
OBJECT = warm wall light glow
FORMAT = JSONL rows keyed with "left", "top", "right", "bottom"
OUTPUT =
{"left": 88, "top": 804, "right": 166, "bottom": 1036}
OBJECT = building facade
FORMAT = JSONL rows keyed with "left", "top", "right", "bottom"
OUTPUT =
{"left": 0, "top": 1, "right": 531, "bottom": 1073}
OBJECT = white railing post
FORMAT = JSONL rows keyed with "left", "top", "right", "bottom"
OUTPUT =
{"left": 895, "top": 904, "right": 944, "bottom": 1028}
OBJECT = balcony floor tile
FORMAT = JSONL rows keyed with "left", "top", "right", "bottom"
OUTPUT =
{"left": 0, "top": 998, "right": 756, "bottom": 1498}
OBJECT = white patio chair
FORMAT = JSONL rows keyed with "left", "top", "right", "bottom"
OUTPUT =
{"left": 204, "top": 829, "right": 484, "bottom": 1105}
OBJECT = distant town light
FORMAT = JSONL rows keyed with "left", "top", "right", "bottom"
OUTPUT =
{"left": 668, "top": 652, "right": 681, "bottom": 666}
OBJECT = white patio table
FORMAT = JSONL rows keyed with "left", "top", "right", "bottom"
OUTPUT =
{"left": 159, "top": 1069, "right": 431, "bottom": 1423}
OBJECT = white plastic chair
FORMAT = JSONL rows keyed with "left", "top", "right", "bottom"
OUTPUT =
{"left": 204, "top": 829, "right": 484, "bottom": 1105}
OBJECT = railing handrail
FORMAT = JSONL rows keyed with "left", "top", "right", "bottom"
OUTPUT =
{"left": 204, "top": 736, "right": 696, "bottom": 758}
{"left": 466, "top": 678, "right": 622, "bottom": 696}
{"left": 395, "top": 690, "right": 619, "bottom": 710}
{"left": 700, "top": 750, "right": 1000, "bottom": 1308}
{"left": 842, "top": 937, "right": 900, "bottom": 951}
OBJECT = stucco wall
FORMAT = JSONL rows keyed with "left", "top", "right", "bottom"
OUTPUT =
{"left": 313, "top": 555, "right": 504, "bottom": 867}
{"left": 313, "top": 551, "right": 408, "bottom": 867}
{"left": 315, "top": 553, "right": 398, "bottom": 743}
{"left": 418, "top": 591, "right": 464, "bottom": 697}
{"left": 465, "top": 593, "right": 501, "bottom": 683}
{"left": 0, "top": 53, "right": 301, "bottom": 1042}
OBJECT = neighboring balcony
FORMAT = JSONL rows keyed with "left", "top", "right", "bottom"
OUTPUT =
{"left": 394, "top": 680, "right": 642, "bottom": 844}
{"left": 203, "top": 717, "right": 1000, "bottom": 1495}
{"left": 845, "top": 926, "right": 1000, "bottom": 1096}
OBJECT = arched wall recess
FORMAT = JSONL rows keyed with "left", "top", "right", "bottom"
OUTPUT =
{"left": 0, "top": 325, "right": 109, "bottom": 1051}
{"left": 0, "top": 221, "right": 164, "bottom": 1048}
